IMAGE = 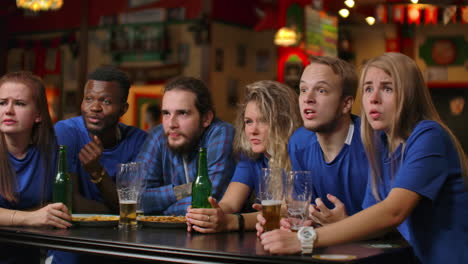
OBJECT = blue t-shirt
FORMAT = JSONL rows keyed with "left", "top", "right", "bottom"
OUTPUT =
{"left": 230, "top": 153, "right": 269, "bottom": 197}
{"left": 288, "top": 116, "right": 368, "bottom": 216}
{"left": 362, "top": 120, "right": 468, "bottom": 264}
{"left": 1, "top": 146, "right": 56, "bottom": 264}
{"left": 50, "top": 117, "right": 146, "bottom": 264}
{"left": 54, "top": 116, "right": 147, "bottom": 202}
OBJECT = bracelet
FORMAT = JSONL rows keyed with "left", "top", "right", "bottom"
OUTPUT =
{"left": 90, "top": 168, "right": 105, "bottom": 184}
{"left": 10, "top": 210, "right": 17, "bottom": 226}
{"left": 234, "top": 213, "right": 244, "bottom": 232}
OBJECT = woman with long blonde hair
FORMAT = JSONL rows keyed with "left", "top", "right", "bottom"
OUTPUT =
{"left": 0, "top": 72, "right": 72, "bottom": 263}
{"left": 186, "top": 80, "right": 302, "bottom": 233}
{"left": 259, "top": 53, "right": 467, "bottom": 264}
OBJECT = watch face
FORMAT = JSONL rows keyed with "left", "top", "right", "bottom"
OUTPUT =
{"left": 303, "top": 230, "right": 312, "bottom": 239}
{"left": 299, "top": 227, "right": 316, "bottom": 241}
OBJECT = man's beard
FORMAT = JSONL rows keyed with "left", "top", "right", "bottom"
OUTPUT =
{"left": 165, "top": 127, "right": 204, "bottom": 156}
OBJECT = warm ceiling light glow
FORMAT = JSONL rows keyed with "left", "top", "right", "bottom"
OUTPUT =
{"left": 16, "top": 0, "right": 63, "bottom": 12}
{"left": 344, "top": 0, "right": 355, "bottom": 8}
{"left": 410, "top": 0, "right": 418, "bottom": 4}
{"left": 274, "top": 27, "right": 298, "bottom": 47}
{"left": 339, "top": 9, "right": 350, "bottom": 18}
{"left": 366, "top": 16, "right": 376, "bottom": 25}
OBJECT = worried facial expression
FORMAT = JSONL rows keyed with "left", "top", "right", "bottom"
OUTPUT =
{"left": 81, "top": 80, "right": 128, "bottom": 135}
{"left": 0, "top": 82, "right": 41, "bottom": 137}
{"left": 362, "top": 67, "right": 396, "bottom": 133}
{"left": 244, "top": 101, "right": 269, "bottom": 154}
{"left": 162, "top": 89, "right": 212, "bottom": 154}
{"left": 299, "top": 63, "right": 346, "bottom": 133}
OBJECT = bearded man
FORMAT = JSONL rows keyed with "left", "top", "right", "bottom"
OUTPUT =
{"left": 136, "top": 76, "right": 235, "bottom": 215}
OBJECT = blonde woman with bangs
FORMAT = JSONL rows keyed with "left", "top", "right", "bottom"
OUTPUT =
{"left": 186, "top": 80, "right": 302, "bottom": 233}
{"left": 259, "top": 52, "right": 468, "bottom": 263}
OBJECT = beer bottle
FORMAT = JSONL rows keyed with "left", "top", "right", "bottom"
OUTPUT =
{"left": 53, "top": 145, "right": 72, "bottom": 213}
{"left": 191, "top": 147, "right": 212, "bottom": 208}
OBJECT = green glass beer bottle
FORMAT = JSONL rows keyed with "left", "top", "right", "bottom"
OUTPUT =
{"left": 191, "top": 147, "right": 212, "bottom": 208}
{"left": 53, "top": 145, "right": 72, "bottom": 213}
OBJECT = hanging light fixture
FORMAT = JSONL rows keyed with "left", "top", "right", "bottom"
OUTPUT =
{"left": 274, "top": 27, "right": 298, "bottom": 46}
{"left": 16, "top": 0, "right": 63, "bottom": 12}
{"left": 344, "top": 0, "right": 355, "bottom": 8}
{"left": 366, "top": 16, "right": 376, "bottom": 25}
{"left": 339, "top": 9, "right": 350, "bottom": 18}
{"left": 410, "top": 0, "right": 418, "bottom": 4}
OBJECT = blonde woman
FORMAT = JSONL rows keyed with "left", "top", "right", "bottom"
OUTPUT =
{"left": 0, "top": 72, "right": 71, "bottom": 263}
{"left": 259, "top": 53, "right": 468, "bottom": 264}
{"left": 186, "top": 80, "right": 302, "bottom": 233}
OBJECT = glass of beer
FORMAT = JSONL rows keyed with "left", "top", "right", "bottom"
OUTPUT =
{"left": 116, "top": 162, "right": 143, "bottom": 231}
{"left": 285, "top": 171, "right": 312, "bottom": 231}
{"left": 259, "top": 168, "right": 285, "bottom": 231}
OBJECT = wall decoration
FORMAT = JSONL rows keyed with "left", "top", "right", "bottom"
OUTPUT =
{"left": 133, "top": 92, "right": 162, "bottom": 130}
{"left": 430, "top": 85, "right": 468, "bottom": 153}
{"left": 128, "top": 0, "right": 160, "bottom": 9}
{"left": 255, "top": 49, "right": 270, "bottom": 72}
{"left": 236, "top": 44, "right": 246, "bottom": 67}
{"left": 177, "top": 43, "right": 189, "bottom": 66}
{"left": 420, "top": 36, "right": 467, "bottom": 66}
{"left": 227, "top": 79, "right": 239, "bottom": 108}
{"left": 215, "top": 48, "right": 224, "bottom": 72}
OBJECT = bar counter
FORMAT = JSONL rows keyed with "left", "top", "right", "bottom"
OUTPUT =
{"left": 0, "top": 225, "right": 414, "bottom": 264}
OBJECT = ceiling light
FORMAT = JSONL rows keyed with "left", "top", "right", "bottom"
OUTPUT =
{"left": 274, "top": 27, "right": 298, "bottom": 47}
{"left": 366, "top": 16, "right": 376, "bottom": 25}
{"left": 344, "top": 0, "right": 355, "bottom": 8}
{"left": 16, "top": 0, "right": 63, "bottom": 12}
{"left": 339, "top": 9, "right": 350, "bottom": 18}
{"left": 410, "top": 0, "right": 418, "bottom": 4}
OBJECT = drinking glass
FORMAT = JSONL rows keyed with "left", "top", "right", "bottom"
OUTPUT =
{"left": 259, "top": 168, "right": 285, "bottom": 231}
{"left": 285, "top": 171, "right": 312, "bottom": 231}
{"left": 116, "top": 162, "right": 143, "bottom": 231}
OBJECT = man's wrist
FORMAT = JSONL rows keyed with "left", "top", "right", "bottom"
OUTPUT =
{"left": 297, "top": 226, "right": 317, "bottom": 254}
{"left": 174, "top": 182, "right": 192, "bottom": 201}
{"left": 90, "top": 167, "right": 105, "bottom": 184}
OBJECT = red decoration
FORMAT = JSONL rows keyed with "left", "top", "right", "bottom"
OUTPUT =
{"left": 393, "top": 5, "right": 405, "bottom": 24}
{"left": 461, "top": 6, "right": 468, "bottom": 23}
{"left": 376, "top": 4, "right": 387, "bottom": 23}
{"left": 386, "top": 38, "right": 400, "bottom": 52}
{"left": 425, "top": 6, "right": 438, "bottom": 25}
{"left": 407, "top": 5, "right": 420, "bottom": 25}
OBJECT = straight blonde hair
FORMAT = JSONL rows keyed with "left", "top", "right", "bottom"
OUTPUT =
{"left": 360, "top": 52, "right": 468, "bottom": 200}
{"left": 233, "top": 80, "right": 302, "bottom": 171}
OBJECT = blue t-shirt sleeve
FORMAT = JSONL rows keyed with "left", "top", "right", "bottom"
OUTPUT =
{"left": 231, "top": 156, "right": 255, "bottom": 190}
{"left": 393, "top": 122, "right": 451, "bottom": 201}
{"left": 54, "top": 121, "right": 79, "bottom": 174}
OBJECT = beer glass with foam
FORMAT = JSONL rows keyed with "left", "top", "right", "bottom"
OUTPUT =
{"left": 116, "top": 162, "right": 143, "bottom": 230}
{"left": 259, "top": 168, "right": 285, "bottom": 231}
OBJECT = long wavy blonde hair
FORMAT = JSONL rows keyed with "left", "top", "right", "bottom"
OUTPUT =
{"left": 360, "top": 52, "right": 468, "bottom": 200}
{"left": 233, "top": 80, "right": 302, "bottom": 171}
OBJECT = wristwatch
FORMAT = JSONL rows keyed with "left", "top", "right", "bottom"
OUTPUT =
{"left": 297, "top": 226, "right": 317, "bottom": 254}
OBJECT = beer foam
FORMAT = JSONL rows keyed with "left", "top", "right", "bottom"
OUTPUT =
{"left": 120, "top": 200, "right": 137, "bottom": 204}
{"left": 261, "top": 200, "right": 282, "bottom": 206}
